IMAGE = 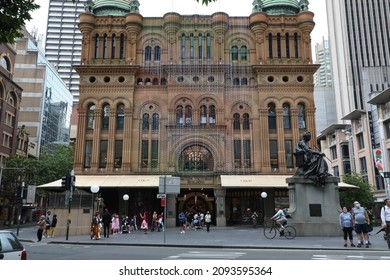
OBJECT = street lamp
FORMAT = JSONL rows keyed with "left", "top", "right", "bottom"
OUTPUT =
{"left": 261, "top": 191, "right": 267, "bottom": 225}
{"left": 90, "top": 185, "right": 100, "bottom": 219}
{"left": 123, "top": 194, "right": 129, "bottom": 216}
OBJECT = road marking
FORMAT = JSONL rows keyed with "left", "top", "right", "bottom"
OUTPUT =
{"left": 312, "top": 254, "right": 390, "bottom": 260}
{"left": 165, "top": 250, "right": 246, "bottom": 260}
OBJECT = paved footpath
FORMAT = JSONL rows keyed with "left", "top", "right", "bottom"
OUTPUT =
{"left": 4, "top": 223, "right": 390, "bottom": 251}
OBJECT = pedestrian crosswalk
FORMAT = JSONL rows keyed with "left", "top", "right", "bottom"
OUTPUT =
{"left": 165, "top": 250, "right": 246, "bottom": 260}
{"left": 312, "top": 254, "right": 390, "bottom": 260}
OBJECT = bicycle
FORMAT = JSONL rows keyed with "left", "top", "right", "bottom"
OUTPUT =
{"left": 263, "top": 220, "right": 296, "bottom": 239}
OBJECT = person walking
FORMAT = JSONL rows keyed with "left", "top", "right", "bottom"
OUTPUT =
{"left": 351, "top": 201, "right": 370, "bottom": 248}
{"left": 36, "top": 215, "right": 46, "bottom": 242}
{"left": 205, "top": 211, "right": 212, "bottom": 232}
{"left": 380, "top": 198, "right": 390, "bottom": 249}
{"left": 101, "top": 208, "right": 112, "bottom": 238}
{"left": 152, "top": 211, "right": 158, "bottom": 232}
{"left": 339, "top": 207, "right": 355, "bottom": 247}
{"left": 251, "top": 211, "right": 258, "bottom": 228}
{"left": 90, "top": 212, "right": 101, "bottom": 240}
{"left": 49, "top": 214, "right": 58, "bottom": 238}
{"left": 43, "top": 211, "right": 52, "bottom": 238}
{"left": 178, "top": 211, "right": 186, "bottom": 234}
{"left": 111, "top": 213, "right": 120, "bottom": 234}
{"left": 140, "top": 212, "right": 148, "bottom": 234}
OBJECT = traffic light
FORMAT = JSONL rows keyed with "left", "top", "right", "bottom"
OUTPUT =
{"left": 65, "top": 174, "right": 71, "bottom": 191}
{"left": 71, "top": 175, "right": 76, "bottom": 191}
{"left": 61, "top": 176, "right": 67, "bottom": 191}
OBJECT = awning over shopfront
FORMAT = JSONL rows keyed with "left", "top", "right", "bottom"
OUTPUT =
{"left": 220, "top": 175, "right": 358, "bottom": 189}
{"left": 37, "top": 175, "right": 161, "bottom": 189}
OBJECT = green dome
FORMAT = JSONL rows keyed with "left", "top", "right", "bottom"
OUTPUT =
{"left": 89, "top": 0, "right": 140, "bottom": 16}
{"left": 262, "top": 0, "right": 301, "bottom": 15}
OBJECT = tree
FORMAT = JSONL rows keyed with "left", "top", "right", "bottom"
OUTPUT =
{"left": 339, "top": 172, "right": 375, "bottom": 209}
{"left": 195, "top": 0, "right": 218, "bottom": 5}
{"left": 0, "top": 0, "right": 40, "bottom": 44}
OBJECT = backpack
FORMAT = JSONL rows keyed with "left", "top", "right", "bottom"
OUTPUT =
{"left": 178, "top": 212, "right": 185, "bottom": 221}
{"left": 283, "top": 210, "right": 292, "bottom": 219}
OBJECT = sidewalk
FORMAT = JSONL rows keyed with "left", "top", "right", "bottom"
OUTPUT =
{"left": 6, "top": 224, "right": 390, "bottom": 251}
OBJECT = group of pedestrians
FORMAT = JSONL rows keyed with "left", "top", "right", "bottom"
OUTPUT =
{"left": 36, "top": 211, "right": 57, "bottom": 242}
{"left": 89, "top": 208, "right": 165, "bottom": 240}
{"left": 178, "top": 210, "right": 212, "bottom": 233}
{"left": 339, "top": 200, "right": 387, "bottom": 248}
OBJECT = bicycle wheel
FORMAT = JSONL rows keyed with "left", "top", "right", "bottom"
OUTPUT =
{"left": 263, "top": 227, "right": 277, "bottom": 239}
{"left": 283, "top": 226, "right": 296, "bottom": 239}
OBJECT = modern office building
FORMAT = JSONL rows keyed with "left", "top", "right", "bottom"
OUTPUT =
{"left": 58, "top": 0, "right": 329, "bottom": 227}
{"left": 314, "top": 37, "right": 332, "bottom": 87}
{"left": 320, "top": 0, "right": 390, "bottom": 201}
{"left": 45, "top": 0, "right": 86, "bottom": 104}
{"left": 13, "top": 28, "right": 73, "bottom": 158}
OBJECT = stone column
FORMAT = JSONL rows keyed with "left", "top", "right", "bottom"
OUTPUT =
{"left": 286, "top": 176, "right": 341, "bottom": 236}
{"left": 214, "top": 188, "right": 226, "bottom": 226}
{"left": 166, "top": 194, "right": 176, "bottom": 228}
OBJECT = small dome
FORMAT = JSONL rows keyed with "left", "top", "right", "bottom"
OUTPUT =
{"left": 262, "top": 0, "right": 300, "bottom": 15}
{"left": 91, "top": 0, "right": 139, "bottom": 16}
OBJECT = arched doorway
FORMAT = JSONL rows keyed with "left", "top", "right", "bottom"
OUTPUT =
{"left": 177, "top": 191, "right": 215, "bottom": 224}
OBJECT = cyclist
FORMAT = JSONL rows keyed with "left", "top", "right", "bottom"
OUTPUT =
{"left": 270, "top": 205, "right": 288, "bottom": 234}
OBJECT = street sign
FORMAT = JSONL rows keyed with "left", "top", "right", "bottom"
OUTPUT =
{"left": 157, "top": 194, "right": 166, "bottom": 199}
{"left": 159, "top": 176, "right": 180, "bottom": 194}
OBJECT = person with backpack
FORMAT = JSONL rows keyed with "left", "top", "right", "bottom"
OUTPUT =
{"left": 380, "top": 198, "right": 390, "bottom": 249}
{"left": 178, "top": 211, "right": 186, "bottom": 234}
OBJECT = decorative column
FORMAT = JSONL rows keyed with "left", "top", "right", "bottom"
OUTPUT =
{"left": 106, "top": 110, "right": 116, "bottom": 170}
{"left": 75, "top": 110, "right": 87, "bottom": 172}
{"left": 214, "top": 188, "right": 226, "bottom": 227}
{"left": 91, "top": 109, "right": 102, "bottom": 171}
{"left": 122, "top": 108, "right": 133, "bottom": 172}
{"left": 259, "top": 109, "right": 270, "bottom": 172}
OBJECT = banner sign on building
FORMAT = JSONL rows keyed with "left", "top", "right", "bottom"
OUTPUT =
{"left": 373, "top": 148, "right": 384, "bottom": 177}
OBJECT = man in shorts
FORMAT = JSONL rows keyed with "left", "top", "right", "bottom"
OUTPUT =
{"left": 351, "top": 201, "right": 370, "bottom": 248}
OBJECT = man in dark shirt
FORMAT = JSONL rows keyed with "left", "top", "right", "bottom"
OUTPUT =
{"left": 101, "top": 208, "right": 112, "bottom": 238}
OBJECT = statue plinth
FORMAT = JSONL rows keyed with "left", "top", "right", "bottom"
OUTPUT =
{"left": 286, "top": 176, "right": 341, "bottom": 236}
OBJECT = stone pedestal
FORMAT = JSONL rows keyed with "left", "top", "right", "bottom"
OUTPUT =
{"left": 286, "top": 176, "right": 341, "bottom": 236}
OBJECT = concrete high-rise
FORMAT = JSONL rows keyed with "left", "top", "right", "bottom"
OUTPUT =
{"left": 320, "top": 0, "right": 390, "bottom": 201}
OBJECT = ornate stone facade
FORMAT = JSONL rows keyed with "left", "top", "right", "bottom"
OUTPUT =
{"left": 74, "top": 2, "right": 318, "bottom": 226}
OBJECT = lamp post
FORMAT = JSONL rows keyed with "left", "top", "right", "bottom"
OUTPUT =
{"left": 123, "top": 194, "right": 129, "bottom": 216}
{"left": 261, "top": 191, "right": 267, "bottom": 225}
{"left": 90, "top": 185, "right": 100, "bottom": 220}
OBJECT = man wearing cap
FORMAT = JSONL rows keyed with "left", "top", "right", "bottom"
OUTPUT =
{"left": 351, "top": 201, "right": 370, "bottom": 248}
{"left": 380, "top": 198, "right": 390, "bottom": 249}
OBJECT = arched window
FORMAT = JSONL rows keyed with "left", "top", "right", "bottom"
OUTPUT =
{"left": 294, "top": 33, "right": 299, "bottom": 58}
{"left": 283, "top": 103, "right": 291, "bottom": 129}
{"left": 87, "top": 104, "right": 95, "bottom": 129}
{"left": 268, "top": 103, "right": 276, "bottom": 130}
{"left": 185, "top": 105, "right": 192, "bottom": 125}
{"left": 102, "top": 104, "right": 110, "bottom": 129}
{"left": 285, "top": 33, "right": 290, "bottom": 58}
{"left": 179, "top": 145, "right": 213, "bottom": 171}
{"left": 142, "top": 113, "right": 150, "bottom": 130}
{"left": 145, "top": 46, "right": 151, "bottom": 61}
{"left": 152, "top": 78, "right": 159, "bottom": 85}
{"left": 102, "top": 34, "right": 108, "bottom": 59}
{"left": 200, "top": 105, "right": 207, "bottom": 124}
{"left": 233, "top": 113, "right": 240, "bottom": 130}
{"left": 231, "top": 46, "right": 238, "bottom": 61}
{"left": 116, "top": 104, "right": 125, "bottom": 130}
{"left": 137, "top": 78, "right": 143, "bottom": 85}
{"left": 243, "top": 113, "right": 250, "bottom": 130}
{"left": 277, "top": 33, "right": 281, "bottom": 59}
{"left": 145, "top": 78, "right": 151, "bottom": 85}
{"left": 190, "top": 33, "right": 194, "bottom": 59}
{"left": 206, "top": 33, "right": 211, "bottom": 59}
{"left": 240, "top": 45, "right": 247, "bottom": 61}
{"left": 268, "top": 33, "right": 273, "bottom": 58}
{"left": 160, "top": 78, "right": 167, "bottom": 85}
{"left": 94, "top": 34, "right": 99, "bottom": 59}
{"left": 209, "top": 105, "right": 216, "bottom": 124}
{"left": 1, "top": 56, "right": 10, "bottom": 71}
{"left": 152, "top": 113, "right": 159, "bottom": 130}
{"left": 181, "top": 33, "right": 186, "bottom": 59}
{"left": 154, "top": 46, "right": 160, "bottom": 61}
{"left": 6, "top": 92, "right": 15, "bottom": 107}
{"left": 241, "top": 78, "right": 248, "bottom": 85}
{"left": 198, "top": 33, "right": 203, "bottom": 59}
{"left": 298, "top": 103, "right": 306, "bottom": 129}
{"left": 176, "top": 106, "right": 184, "bottom": 125}
{"left": 119, "top": 34, "right": 125, "bottom": 59}
{"left": 111, "top": 34, "right": 116, "bottom": 59}
{"left": 233, "top": 78, "right": 240, "bottom": 85}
